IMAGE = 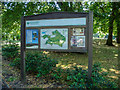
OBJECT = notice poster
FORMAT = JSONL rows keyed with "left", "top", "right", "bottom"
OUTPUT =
{"left": 26, "top": 30, "right": 32, "bottom": 43}
{"left": 71, "top": 36, "right": 85, "bottom": 47}
{"left": 26, "top": 29, "right": 38, "bottom": 44}
{"left": 26, "top": 29, "right": 39, "bottom": 49}
{"left": 76, "top": 36, "right": 85, "bottom": 47}
{"left": 40, "top": 28, "right": 68, "bottom": 49}
{"left": 73, "top": 28, "right": 84, "bottom": 35}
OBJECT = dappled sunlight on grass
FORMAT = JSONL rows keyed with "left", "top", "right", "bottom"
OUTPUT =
{"left": 108, "top": 76, "right": 118, "bottom": 79}
{"left": 115, "top": 44, "right": 118, "bottom": 47}
{"left": 100, "top": 61, "right": 107, "bottom": 63}
{"left": 114, "top": 57, "right": 117, "bottom": 59}
{"left": 101, "top": 68, "right": 108, "bottom": 72}
{"left": 115, "top": 71, "right": 120, "bottom": 74}
{"left": 56, "top": 63, "right": 88, "bottom": 70}
{"left": 109, "top": 69, "right": 120, "bottom": 74}
{"left": 114, "top": 54, "right": 118, "bottom": 57}
{"left": 48, "top": 51, "right": 88, "bottom": 66}
{"left": 43, "top": 51, "right": 49, "bottom": 54}
{"left": 56, "top": 64, "right": 73, "bottom": 69}
{"left": 77, "top": 65, "right": 88, "bottom": 69}
{"left": 109, "top": 69, "right": 117, "bottom": 72}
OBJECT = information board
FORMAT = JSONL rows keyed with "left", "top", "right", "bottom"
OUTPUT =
{"left": 21, "top": 12, "right": 93, "bottom": 82}
{"left": 24, "top": 12, "right": 89, "bottom": 52}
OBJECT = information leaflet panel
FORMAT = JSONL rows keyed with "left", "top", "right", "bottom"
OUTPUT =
{"left": 26, "top": 29, "right": 39, "bottom": 49}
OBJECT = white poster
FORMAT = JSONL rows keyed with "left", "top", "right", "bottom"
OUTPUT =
{"left": 76, "top": 36, "right": 85, "bottom": 47}
{"left": 73, "top": 28, "right": 85, "bottom": 35}
{"left": 26, "top": 30, "right": 32, "bottom": 43}
{"left": 71, "top": 36, "right": 85, "bottom": 47}
{"left": 40, "top": 28, "right": 68, "bottom": 49}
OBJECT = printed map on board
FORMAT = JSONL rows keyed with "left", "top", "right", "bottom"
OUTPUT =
{"left": 41, "top": 28, "right": 68, "bottom": 49}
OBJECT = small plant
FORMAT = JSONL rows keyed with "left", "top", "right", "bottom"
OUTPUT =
{"left": 10, "top": 57, "right": 21, "bottom": 69}
{"left": 66, "top": 66, "right": 87, "bottom": 88}
{"left": 51, "top": 67, "right": 64, "bottom": 80}
{"left": 7, "top": 77, "right": 17, "bottom": 82}
{"left": 2, "top": 43, "right": 19, "bottom": 60}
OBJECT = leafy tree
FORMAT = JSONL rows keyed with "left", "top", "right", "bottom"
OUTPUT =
{"left": 106, "top": 2, "right": 116, "bottom": 46}
{"left": 90, "top": 2, "right": 120, "bottom": 45}
{"left": 57, "top": 2, "right": 84, "bottom": 12}
{"left": 2, "top": 2, "right": 58, "bottom": 41}
{"left": 115, "top": 2, "right": 120, "bottom": 44}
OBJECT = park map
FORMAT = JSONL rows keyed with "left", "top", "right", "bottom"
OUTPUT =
{"left": 42, "top": 30, "right": 66, "bottom": 47}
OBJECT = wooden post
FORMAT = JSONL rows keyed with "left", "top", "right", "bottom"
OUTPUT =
{"left": 118, "top": 44, "right": 120, "bottom": 88}
{"left": 21, "top": 16, "right": 26, "bottom": 83}
{"left": 0, "top": 2, "right": 2, "bottom": 90}
{"left": 88, "top": 11, "right": 93, "bottom": 79}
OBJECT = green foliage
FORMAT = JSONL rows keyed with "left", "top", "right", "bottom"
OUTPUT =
{"left": 2, "top": 43, "right": 19, "bottom": 60}
{"left": 91, "top": 63, "right": 118, "bottom": 88}
{"left": 2, "top": 2, "right": 58, "bottom": 41}
{"left": 66, "top": 66, "right": 87, "bottom": 88}
{"left": 7, "top": 77, "right": 17, "bottom": 82}
{"left": 50, "top": 63, "right": 118, "bottom": 88}
{"left": 9, "top": 51, "right": 58, "bottom": 77}
{"left": 25, "top": 51, "right": 58, "bottom": 77}
{"left": 51, "top": 67, "right": 65, "bottom": 80}
{"left": 2, "top": 2, "right": 120, "bottom": 43}
{"left": 10, "top": 57, "right": 21, "bottom": 69}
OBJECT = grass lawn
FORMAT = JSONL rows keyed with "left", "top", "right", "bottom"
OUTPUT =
{"left": 37, "top": 39, "right": 119, "bottom": 83}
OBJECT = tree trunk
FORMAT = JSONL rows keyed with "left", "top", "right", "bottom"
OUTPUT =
{"left": 106, "top": 3, "right": 115, "bottom": 46}
{"left": 116, "top": 3, "right": 120, "bottom": 44}
{"left": 116, "top": 18, "right": 120, "bottom": 43}
{"left": 106, "top": 16, "right": 114, "bottom": 46}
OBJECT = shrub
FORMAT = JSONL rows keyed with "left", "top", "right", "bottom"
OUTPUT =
{"left": 10, "top": 51, "right": 58, "bottom": 77}
{"left": 2, "top": 44, "right": 19, "bottom": 60}
{"left": 25, "top": 51, "right": 58, "bottom": 77}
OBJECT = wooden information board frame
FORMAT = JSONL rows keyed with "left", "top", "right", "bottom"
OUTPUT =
{"left": 21, "top": 11, "right": 93, "bottom": 83}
